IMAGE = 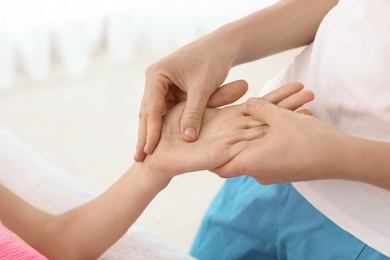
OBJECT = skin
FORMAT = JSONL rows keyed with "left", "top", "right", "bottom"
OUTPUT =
{"left": 213, "top": 98, "right": 390, "bottom": 191}
{"left": 135, "top": 0, "right": 339, "bottom": 162}
{"left": 0, "top": 83, "right": 313, "bottom": 260}
{"left": 137, "top": 0, "right": 390, "bottom": 192}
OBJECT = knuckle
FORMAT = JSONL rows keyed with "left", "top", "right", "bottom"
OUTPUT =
{"left": 138, "top": 109, "right": 146, "bottom": 120}
{"left": 215, "top": 171, "right": 230, "bottom": 179}
{"left": 253, "top": 98, "right": 267, "bottom": 112}
{"left": 183, "top": 109, "right": 203, "bottom": 122}
{"left": 145, "top": 63, "right": 157, "bottom": 76}
{"left": 254, "top": 177, "right": 271, "bottom": 185}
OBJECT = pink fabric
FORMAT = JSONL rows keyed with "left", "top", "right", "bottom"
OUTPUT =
{"left": 0, "top": 219, "right": 47, "bottom": 260}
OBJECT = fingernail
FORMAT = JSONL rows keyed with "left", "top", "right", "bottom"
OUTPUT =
{"left": 247, "top": 97, "right": 258, "bottom": 106}
{"left": 184, "top": 127, "right": 196, "bottom": 139}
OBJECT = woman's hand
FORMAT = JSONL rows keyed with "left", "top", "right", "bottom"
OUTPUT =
{"left": 213, "top": 97, "right": 390, "bottom": 190}
{"left": 135, "top": 33, "right": 236, "bottom": 162}
{"left": 213, "top": 97, "right": 340, "bottom": 184}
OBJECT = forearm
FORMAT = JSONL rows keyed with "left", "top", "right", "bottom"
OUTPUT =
{"left": 334, "top": 134, "right": 390, "bottom": 190}
{"left": 211, "top": 0, "right": 338, "bottom": 66}
{"left": 0, "top": 184, "right": 54, "bottom": 251}
{"left": 0, "top": 163, "right": 168, "bottom": 260}
{"left": 44, "top": 163, "right": 168, "bottom": 260}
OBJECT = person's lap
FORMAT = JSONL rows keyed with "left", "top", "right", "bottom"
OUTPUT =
{"left": 190, "top": 176, "right": 387, "bottom": 260}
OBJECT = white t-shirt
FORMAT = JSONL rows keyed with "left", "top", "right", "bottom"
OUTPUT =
{"left": 260, "top": 0, "right": 390, "bottom": 256}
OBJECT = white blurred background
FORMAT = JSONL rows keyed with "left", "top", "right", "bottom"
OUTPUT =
{"left": 0, "top": 0, "right": 302, "bottom": 253}
{"left": 0, "top": 0, "right": 279, "bottom": 88}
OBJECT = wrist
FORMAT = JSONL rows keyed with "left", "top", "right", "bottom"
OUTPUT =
{"left": 324, "top": 132, "right": 383, "bottom": 185}
{"left": 128, "top": 162, "right": 171, "bottom": 192}
{"left": 335, "top": 135, "right": 390, "bottom": 189}
{"left": 302, "top": 128, "right": 353, "bottom": 181}
{"left": 323, "top": 132, "right": 357, "bottom": 180}
{"left": 211, "top": 24, "right": 243, "bottom": 68}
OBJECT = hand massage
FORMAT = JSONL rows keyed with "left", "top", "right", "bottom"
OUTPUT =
{"left": 1, "top": 0, "right": 390, "bottom": 259}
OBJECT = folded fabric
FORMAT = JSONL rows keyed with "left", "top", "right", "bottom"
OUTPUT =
{"left": 0, "top": 219, "right": 48, "bottom": 260}
{"left": 0, "top": 125, "right": 193, "bottom": 260}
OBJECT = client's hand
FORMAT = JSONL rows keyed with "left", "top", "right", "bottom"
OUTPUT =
{"left": 144, "top": 82, "right": 314, "bottom": 181}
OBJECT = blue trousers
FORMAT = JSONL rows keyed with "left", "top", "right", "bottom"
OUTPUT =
{"left": 190, "top": 177, "right": 388, "bottom": 260}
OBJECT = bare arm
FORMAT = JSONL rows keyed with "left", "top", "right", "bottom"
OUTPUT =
{"left": 214, "top": 98, "right": 390, "bottom": 190}
{"left": 0, "top": 168, "right": 166, "bottom": 260}
{"left": 333, "top": 134, "right": 390, "bottom": 190}
{"left": 0, "top": 83, "right": 314, "bottom": 259}
{"left": 44, "top": 164, "right": 168, "bottom": 259}
{"left": 136, "top": 0, "right": 338, "bottom": 161}
{"left": 222, "top": 0, "right": 339, "bottom": 66}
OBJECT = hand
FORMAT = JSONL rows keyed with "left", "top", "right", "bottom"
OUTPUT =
{"left": 135, "top": 78, "right": 248, "bottom": 162}
{"left": 135, "top": 34, "right": 236, "bottom": 162}
{"left": 143, "top": 82, "right": 314, "bottom": 181}
{"left": 135, "top": 0, "right": 338, "bottom": 163}
{"left": 213, "top": 96, "right": 339, "bottom": 184}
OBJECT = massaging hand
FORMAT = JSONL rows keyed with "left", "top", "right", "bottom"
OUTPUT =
{"left": 135, "top": 34, "right": 236, "bottom": 162}
{"left": 144, "top": 82, "right": 314, "bottom": 181}
{"left": 213, "top": 96, "right": 339, "bottom": 184}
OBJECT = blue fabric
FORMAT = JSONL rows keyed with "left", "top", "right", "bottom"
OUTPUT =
{"left": 190, "top": 177, "right": 388, "bottom": 260}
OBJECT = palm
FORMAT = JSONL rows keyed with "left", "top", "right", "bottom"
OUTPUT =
{"left": 147, "top": 102, "right": 267, "bottom": 177}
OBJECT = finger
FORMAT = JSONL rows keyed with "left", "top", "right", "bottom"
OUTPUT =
{"left": 240, "top": 125, "right": 270, "bottom": 141}
{"left": 143, "top": 77, "right": 169, "bottom": 154}
{"left": 144, "top": 112, "right": 163, "bottom": 154}
{"left": 135, "top": 94, "right": 148, "bottom": 161}
{"left": 297, "top": 108, "right": 313, "bottom": 116}
{"left": 246, "top": 98, "right": 313, "bottom": 125}
{"left": 262, "top": 82, "right": 304, "bottom": 104}
{"left": 180, "top": 88, "right": 211, "bottom": 142}
{"left": 246, "top": 98, "right": 283, "bottom": 124}
{"left": 134, "top": 113, "right": 147, "bottom": 162}
{"left": 207, "top": 80, "right": 248, "bottom": 108}
{"left": 277, "top": 90, "right": 315, "bottom": 111}
{"left": 245, "top": 115, "right": 267, "bottom": 128}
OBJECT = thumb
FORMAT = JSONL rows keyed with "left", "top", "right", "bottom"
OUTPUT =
{"left": 246, "top": 97, "right": 284, "bottom": 124}
{"left": 180, "top": 91, "right": 210, "bottom": 142}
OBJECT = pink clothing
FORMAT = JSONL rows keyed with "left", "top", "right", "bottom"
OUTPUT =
{"left": 0, "top": 219, "right": 47, "bottom": 260}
